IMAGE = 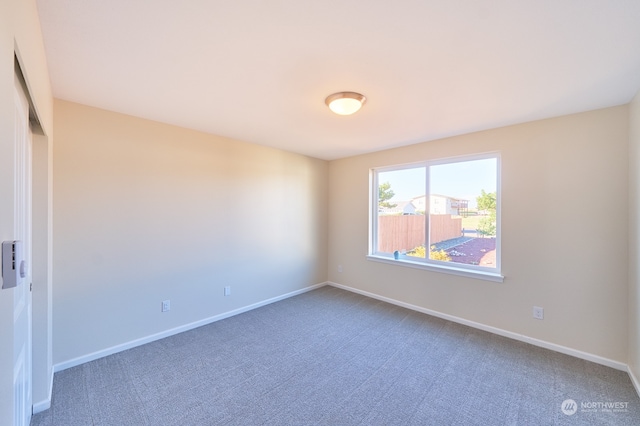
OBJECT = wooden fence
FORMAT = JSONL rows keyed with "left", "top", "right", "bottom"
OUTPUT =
{"left": 377, "top": 214, "right": 462, "bottom": 253}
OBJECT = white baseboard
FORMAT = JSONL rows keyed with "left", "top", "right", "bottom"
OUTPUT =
{"left": 328, "top": 281, "right": 628, "bottom": 372}
{"left": 54, "top": 282, "right": 327, "bottom": 373}
{"left": 628, "top": 366, "right": 640, "bottom": 398}
{"left": 32, "top": 369, "right": 54, "bottom": 414}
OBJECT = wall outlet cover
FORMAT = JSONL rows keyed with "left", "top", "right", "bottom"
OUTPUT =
{"left": 533, "top": 306, "right": 544, "bottom": 320}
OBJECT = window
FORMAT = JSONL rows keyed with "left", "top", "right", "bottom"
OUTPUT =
{"left": 369, "top": 153, "right": 502, "bottom": 281}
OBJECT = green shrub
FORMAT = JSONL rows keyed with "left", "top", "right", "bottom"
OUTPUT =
{"left": 477, "top": 216, "right": 496, "bottom": 237}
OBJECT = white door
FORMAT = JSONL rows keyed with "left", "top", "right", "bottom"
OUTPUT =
{"left": 12, "top": 74, "right": 33, "bottom": 426}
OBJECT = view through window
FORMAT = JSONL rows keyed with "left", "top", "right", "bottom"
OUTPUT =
{"left": 373, "top": 154, "right": 499, "bottom": 273}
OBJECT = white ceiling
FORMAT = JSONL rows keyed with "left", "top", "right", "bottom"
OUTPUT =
{"left": 36, "top": 1, "right": 640, "bottom": 160}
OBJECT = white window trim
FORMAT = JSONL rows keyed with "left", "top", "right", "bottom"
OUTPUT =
{"left": 366, "top": 254, "right": 504, "bottom": 282}
{"left": 369, "top": 152, "right": 503, "bottom": 282}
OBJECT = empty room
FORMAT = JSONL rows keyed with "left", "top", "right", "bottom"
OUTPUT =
{"left": 2, "top": 0, "right": 640, "bottom": 425}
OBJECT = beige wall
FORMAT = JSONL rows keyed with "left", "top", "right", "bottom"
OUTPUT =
{"left": 328, "top": 106, "right": 629, "bottom": 363}
{"left": 0, "top": 0, "right": 54, "bottom": 421}
{"left": 52, "top": 100, "right": 328, "bottom": 365}
{"left": 629, "top": 90, "right": 640, "bottom": 385}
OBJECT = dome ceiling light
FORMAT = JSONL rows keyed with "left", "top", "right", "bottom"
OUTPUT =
{"left": 325, "top": 91, "right": 367, "bottom": 116}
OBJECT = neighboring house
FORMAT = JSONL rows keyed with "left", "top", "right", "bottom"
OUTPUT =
{"left": 379, "top": 195, "right": 469, "bottom": 216}
{"left": 379, "top": 200, "right": 418, "bottom": 215}
{"left": 410, "top": 195, "right": 469, "bottom": 216}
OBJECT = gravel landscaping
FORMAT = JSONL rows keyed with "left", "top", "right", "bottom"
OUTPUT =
{"left": 440, "top": 237, "right": 496, "bottom": 267}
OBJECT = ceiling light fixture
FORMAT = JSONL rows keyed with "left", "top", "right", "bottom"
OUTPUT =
{"left": 325, "top": 91, "right": 367, "bottom": 116}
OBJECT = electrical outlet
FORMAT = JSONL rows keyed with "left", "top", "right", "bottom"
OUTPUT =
{"left": 224, "top": 286, "right": 231, "bottom": 296}
{"left": 338, "top": 265, "right": 343, "bottom": 273}
{"left": 533, "top": 306, "right": 544, "bottom": 320}
{"left": 162, "top": 300, "right": 170, "bottom": 312}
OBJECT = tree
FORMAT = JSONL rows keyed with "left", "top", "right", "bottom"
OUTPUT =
{"left": 476, "top": 189, "right": 496, "bottom": 213}
{"left": 378, "top": 182, "right": 397, "bottom": 209}
{"left": 476, "top": 189, "right": 496, "bottom": 237}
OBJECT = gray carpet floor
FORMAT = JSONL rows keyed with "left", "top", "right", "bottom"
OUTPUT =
{"left": 31, "top": 286, "right": 640, "bottom": 425}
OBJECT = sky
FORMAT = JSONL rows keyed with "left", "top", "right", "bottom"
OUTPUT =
{"left": 378, "top": 158, "right": 497, "bottom": 209}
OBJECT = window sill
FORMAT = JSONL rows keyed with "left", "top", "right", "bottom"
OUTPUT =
{"left": 366, "top": 254, "right": 504, "bottom": 283}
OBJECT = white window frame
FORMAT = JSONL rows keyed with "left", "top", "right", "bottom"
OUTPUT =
{"left": 367, "top": 152, "right": 503, "bottom": 282}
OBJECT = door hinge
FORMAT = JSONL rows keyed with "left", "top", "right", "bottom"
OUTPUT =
{"left": 30, "top": 282, "right": 32, "bottom": 292}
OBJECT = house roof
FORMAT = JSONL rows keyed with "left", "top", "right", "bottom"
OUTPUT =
{"left": 36, "top": 1, "right": 640, "bottom": 160}
{"left": 429, "top": 194, "right": 467, "bottom": 202}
